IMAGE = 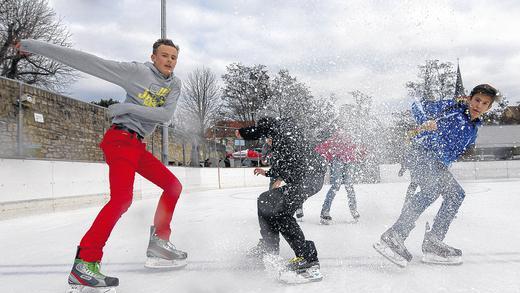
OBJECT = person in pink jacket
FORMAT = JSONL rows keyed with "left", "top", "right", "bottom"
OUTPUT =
{"left": 315, "top": 130, "right": 367, "bottom": 224}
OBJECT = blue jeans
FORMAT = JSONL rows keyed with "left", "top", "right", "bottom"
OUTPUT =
{"left": 321, "top": 159, "right": 357, "bottom": 213}
{"left": 391, "top": 146, "right": 465, "bottom": 241}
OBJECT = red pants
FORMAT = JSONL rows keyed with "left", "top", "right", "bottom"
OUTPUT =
{"left": 79, "top": 128, "right": 182, "bottom": 262}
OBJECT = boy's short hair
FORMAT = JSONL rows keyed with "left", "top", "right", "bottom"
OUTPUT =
{"left": 152, "top": 39, "right": 179, "bottom": 54}
{"left": 470, "top": 84, "right": 499, "bottom": 102}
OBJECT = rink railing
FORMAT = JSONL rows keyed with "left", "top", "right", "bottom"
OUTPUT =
{"left": 1, "top": 158, "right": 520, "bottom": 219}
{"left": 379, "top": 160, "right": 520, "bottom": 183}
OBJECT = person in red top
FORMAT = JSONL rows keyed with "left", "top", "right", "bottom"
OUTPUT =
{"left": 315, "top": 129, "right": 367, "bottom": 224}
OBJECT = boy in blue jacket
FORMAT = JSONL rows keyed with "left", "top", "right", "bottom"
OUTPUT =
{"left": 374, "top": 84, "right": 499, "bottom": 267}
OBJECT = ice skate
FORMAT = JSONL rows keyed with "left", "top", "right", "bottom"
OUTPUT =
{"left": 246, "top": 239, "right": 279, "bottom": 258}
{"left": 350, "top": 209, "right": 360, "bottom": 222}
{"left": 295, "top": 208, "right": 304, "bottom": 222}
{"left": 278, "top": 257, "right": 323, "bottom": 284}
{"left": 373, "top": 228, "right": 412, "bottom": 268}
{"left": 421, "top": 223, "right": 462, "bottom": 265}
{"left": 67, "top": 257, "right": 118, "bottom": 293}
{"left": 145, "top": 226, "right": 187, "bottom": 269}
{"left": 319, "top": 210, "right": 333, "bottom": 225}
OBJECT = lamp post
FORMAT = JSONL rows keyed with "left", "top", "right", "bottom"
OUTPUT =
{"left": 160, "top": 0, "right": 169, "bottom": 165}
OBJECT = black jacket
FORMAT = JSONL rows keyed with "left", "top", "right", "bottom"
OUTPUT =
{"left": 239, "top": 117, "right": 325, "bottom": 184}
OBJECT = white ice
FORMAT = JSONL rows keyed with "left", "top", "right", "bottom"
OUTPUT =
{"left": 1, "top": 179, "right": 520, "bottom": 293}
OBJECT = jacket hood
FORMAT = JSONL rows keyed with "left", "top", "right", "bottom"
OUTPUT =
{"left": 144, "top": 61, "right": 175, "bottom": 82}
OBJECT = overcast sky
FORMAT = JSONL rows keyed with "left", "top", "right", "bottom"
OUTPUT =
{"left": 47, "top": 0, "right": 520, "bottom": 110}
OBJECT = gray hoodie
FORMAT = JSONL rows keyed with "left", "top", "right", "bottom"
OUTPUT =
{"left": 20, "top": 39, "right": 181, "bottom": 138}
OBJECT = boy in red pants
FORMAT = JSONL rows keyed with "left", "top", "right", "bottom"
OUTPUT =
{"left": 17, "top": 38, "right": 187, "bottom": 292}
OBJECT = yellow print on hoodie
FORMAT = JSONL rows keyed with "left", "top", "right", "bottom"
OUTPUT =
{"left": 138, "top": 84, "right": 171, "bottom": 107}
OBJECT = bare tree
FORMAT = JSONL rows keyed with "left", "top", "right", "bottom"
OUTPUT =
{"left": 180, "top": 67, "right": 221, "bottom": 138}
{"left": 221, "top": 63, "right": 271, "bottom": 122}
{"left": 178, "top": 67, "right": 221, "bottom": 166}
{"left": 0, "top": 0, "right": 77, "bottom": 92}
{"left": 406, "top": 60, "right": 456, "bottom": 102}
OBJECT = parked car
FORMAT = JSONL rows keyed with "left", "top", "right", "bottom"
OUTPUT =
{"left": 231, "top": 148, "right": 263, "bottom": 166}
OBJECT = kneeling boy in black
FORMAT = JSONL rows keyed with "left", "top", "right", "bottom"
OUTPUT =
{"left": 236, "top": 116, "right": 326, "bottom": 283}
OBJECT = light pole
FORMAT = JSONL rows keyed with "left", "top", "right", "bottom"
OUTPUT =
{"left": 160, "top": 0, "right": 169, "bottom": 165}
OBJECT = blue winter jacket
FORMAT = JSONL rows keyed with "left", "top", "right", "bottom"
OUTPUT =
{"left": 411, "top": 99, "right": 482, "bottom": 166}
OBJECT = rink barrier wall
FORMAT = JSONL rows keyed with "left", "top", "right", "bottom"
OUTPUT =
{"left": 0, "top": 158, "right": 268, "bottom": 220}
{"left": 1, "top": 158, "right": 520, "bottom": 219}
{"left": 379, "top": 160, "right": 520, "bottom": 183}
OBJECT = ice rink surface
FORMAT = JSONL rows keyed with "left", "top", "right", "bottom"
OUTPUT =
{"left": 1, "top": 179, "right": 520, "bottom": 293}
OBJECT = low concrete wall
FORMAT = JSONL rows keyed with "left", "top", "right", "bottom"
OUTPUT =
{"left": 1, "top": 158, "right": 520, "bottom": 219}
{"left": 0, "top": 158, "right": 269, "bottom": 219}
{"left": 379, "top": 160, "right": 520, "bottom": 183}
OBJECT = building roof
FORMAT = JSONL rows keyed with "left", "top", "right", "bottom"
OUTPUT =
{"left": 476, "top": 125, "right": 520, "bottom": 148}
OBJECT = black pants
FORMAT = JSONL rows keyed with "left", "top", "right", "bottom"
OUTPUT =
{"left": 257, "top": 172, "right": 324, "bottom": 262}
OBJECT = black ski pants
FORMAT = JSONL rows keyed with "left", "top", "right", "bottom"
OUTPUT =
{"left": 257, "top": 171, "right": 324, "bottom": 262}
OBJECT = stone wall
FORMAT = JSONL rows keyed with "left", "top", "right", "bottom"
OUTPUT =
{"left": 0, "top": 77, "right": 180, "bottom": 162}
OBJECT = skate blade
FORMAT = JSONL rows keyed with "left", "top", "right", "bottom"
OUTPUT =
{"left": 278, "top": 267, "right": 323, "bottom": 284}
{"left": 373, "top": 241, "right": 408, "bottom": 268}
{"left": 421, "top": 253, "right": 463, "bottom": 265}
{"left": 67, "top": 284, "right": 117, "bottom": 293}
{"left": 145, "top": 257, "right": 187, "bottom": 269}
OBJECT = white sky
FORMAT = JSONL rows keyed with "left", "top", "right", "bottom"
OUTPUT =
{"left": 47, "top": 0, "right": 520, "bottom": 110}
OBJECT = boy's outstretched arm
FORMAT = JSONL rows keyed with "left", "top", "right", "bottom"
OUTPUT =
{"left": 19, "top": 39, "right": 137, "bottom": 88}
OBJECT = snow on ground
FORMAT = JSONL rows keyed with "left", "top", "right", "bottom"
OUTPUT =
{"left": 1, "top": 179, "right": 520, "bottom": 293}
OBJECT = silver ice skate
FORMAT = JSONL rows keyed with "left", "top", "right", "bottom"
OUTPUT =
{"left": 373, "top": 228, "right": 412, "bottom": 268}
{"left": 350, "top": 209, "right": 360, "bottom": 222}
{"left": 145, "top": 226, "right": 188, "bottom": 269}
{"left": 421, "top": 223, "right": 462, "bottom": 265}
{"left": 319, "top": 210, "right": 333, "bottom": 225}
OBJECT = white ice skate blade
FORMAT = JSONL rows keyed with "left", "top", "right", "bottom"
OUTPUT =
{"left": 66, "top": 284, "right": 116, "bottom": 293}
{"left": 145, "top": 257, "right": 187, "bottom": 269}
{"left": 421, "top": 253, "right": 463, "bottom": 265}
{"left": 373, "top": 241, "right": 408, "bottom": 268}
{"left": 278, "top": 266, "right": 323, "bottom": 284}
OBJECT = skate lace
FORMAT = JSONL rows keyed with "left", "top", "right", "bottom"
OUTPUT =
{"left": 159, "top": 238, "right": 178, "bottom": 251}
{"left": 430, "top": 236, "right": 456, "bottom": 251}
{"left": 288, "top": 257, "right": 304, "bottom": 264}
{"left": 84, "top": 261, "right": 103, "bottom": 277}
